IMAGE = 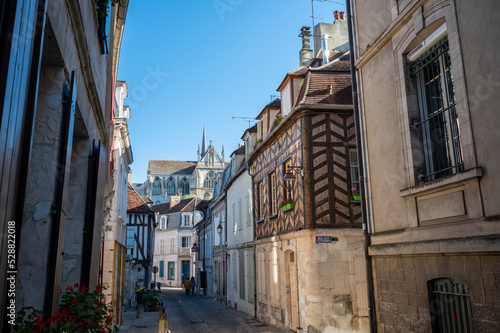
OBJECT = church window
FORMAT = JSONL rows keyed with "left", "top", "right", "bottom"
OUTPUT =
{"left": 166, "top": 177, "right": 175, "bottom": 195}
{"left": 204, "top": 171, "right": 215, "bottom": 189}
{"left": 204, "top": 192, "right": 211, "bottom": 200}
{"left": 180, "top": 177, "right": 189, "bottom": 195}
{"left": 152, "top": 177, "right": 161, "bottom": 195}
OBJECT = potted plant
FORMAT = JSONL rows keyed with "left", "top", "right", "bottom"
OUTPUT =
{"left": 15, "top": 284, "right": 117, "bottom": 332}
{"left": 95, "top": 0, "right": 121, "bottom": 17}
{"left": 280, "top": 198, "right": 293, "bottom": 212}
{"left": 255, "top": 138, "right": 263, "bottom": 147}
{"left": 275, "top": 113, "right": 284, "bottom": 123}
{"left": 351, "top": 187, "right": 360, "bottom": 201}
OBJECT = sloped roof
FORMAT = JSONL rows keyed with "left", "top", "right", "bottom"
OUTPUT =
{"left": 127, "top": 184, "right": 155, "bottom": 214}
{"left": 163, "top": 198, "right": 196, "bottom": 214}
{"left": 142, "top": 196, "right": 153, "bottom": 204}
{"left": 296, "top": 59, "right": 352, "bottom": 106}
{"left": 241, "top": 124, "right": 257, "bottom": 139}
{"left": 196, "top": 200, "right": 210, "bottom": 210}
{"left": 151, "top": 202, "right": 171, "bottom": 214}
{"left": 230, "top": 146, "right": 245, "bottom": 157}
{"left": 256, "top": 98, "right": 281, "bottom": 120}
{"left": 149, "top": 160, "right": 196, "bottom": 174}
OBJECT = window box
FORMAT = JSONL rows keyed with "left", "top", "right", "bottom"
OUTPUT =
{"left": 281, "top": 202, "right": 293, "bottom": 212}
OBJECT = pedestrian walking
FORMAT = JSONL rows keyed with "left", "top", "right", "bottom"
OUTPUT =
{"left": 190, "top": 276, "right": 196, "bottom": 295}
{"left": 157, "top": 282, "right": 161, "bottom": 293}
{"left": 184, "top": 278, "right": 191, "bottom": 295}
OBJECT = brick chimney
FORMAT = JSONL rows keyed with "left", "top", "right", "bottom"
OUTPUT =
{"left": 170, "top": 195, "right": 181, "bottom": 207}
{"left": 299, "top": 26, "right": 313, "bottom": 67}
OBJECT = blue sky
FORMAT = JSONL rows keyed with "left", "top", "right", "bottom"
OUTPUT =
{"left": 118, "top": 0, "right": 346, "bottom": 184}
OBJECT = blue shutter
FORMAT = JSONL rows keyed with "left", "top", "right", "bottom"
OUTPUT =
{"left": 159, "top": 260, "right": 164, "bottom": 277}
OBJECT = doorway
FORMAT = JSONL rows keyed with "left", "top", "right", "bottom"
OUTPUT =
{"left": 181, "top": 260, "right": 190, "bottom": 284}
{"left": 285, "top": 250, "right": 298, "bottom": 331}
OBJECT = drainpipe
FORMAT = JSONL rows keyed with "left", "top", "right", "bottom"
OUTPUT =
{"left": 247, "top": 164, "right": 258, "bottom": 318}
{"left": 345, "top": 1, "right": 377, "bottom": 332}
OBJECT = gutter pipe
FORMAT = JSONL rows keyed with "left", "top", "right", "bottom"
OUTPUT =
{"left": 345, "top": 1, "right": 377, "bottom": 332}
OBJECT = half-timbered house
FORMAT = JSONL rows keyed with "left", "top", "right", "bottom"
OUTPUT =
{"left": 125, "top": 184, "right": 156, "bottom": 305}
{"left": 249, "top": 55, "right": 370, "bottom": 332}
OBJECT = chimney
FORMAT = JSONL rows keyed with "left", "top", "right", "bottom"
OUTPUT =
{"left": 340, "top": 11, "right": 345, "bottom": 20}
{"left": 170, "top": 195, "right": 181, "bottom": 207}
{"left": 334, "top": 10, "right": 340, "bottom": 21}
{"left": 321, "top": 34, "right": 329, "bottom": 65}
{"left": 299, "top": 26, "right": 313, "bottom": 67}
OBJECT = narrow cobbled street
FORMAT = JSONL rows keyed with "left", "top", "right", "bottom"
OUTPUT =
{"left": 119, "top": 288, "right": 294, "bottom": 333}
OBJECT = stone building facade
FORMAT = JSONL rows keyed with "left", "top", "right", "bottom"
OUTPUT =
{"left": 350, "top": 0, "right": 500, "bottom": 331}
{"left": 249, "top": 55, "right": 370, "bottom": 332}
{"left": 0, "top": 0, "right": 129, "bottom": 328}
{"left": 144, "top": 127, "right": 226, "bottom": 204}
{"left": 152, "top": 198, "right": 205, "bottom": 288}
{"left": 102, "top": 80, "right": 133, "bottom": 325}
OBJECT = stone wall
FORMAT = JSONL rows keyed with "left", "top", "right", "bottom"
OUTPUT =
{"left": 372, "top": 254, "right": 500, "bottom": 333}
{"left": 255, "top": 229, "right": 370, "bottom": 333}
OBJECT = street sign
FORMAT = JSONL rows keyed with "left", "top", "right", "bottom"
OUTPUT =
{"left": 152, "top": 266, "right": 158, "bottom": 274}
{"left": 316, "top": 236, "right": 338, "bottom": 243}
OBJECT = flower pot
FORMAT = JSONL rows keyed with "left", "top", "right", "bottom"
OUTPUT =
{"left": 281, "top": 202, "right": 293, "bottom": 212}
{"left": 352, "top": 194, "right": 361, "bottom": 201}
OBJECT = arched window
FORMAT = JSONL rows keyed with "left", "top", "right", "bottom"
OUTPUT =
{"left": 152, "top": 177, "right": 161, "bottom": 195}
{"left": 166, "top": 177, "right": 175, "bottom": 195}
{"left": 204, "top": 192, "right": 211, "bottom": 200}
{"left": 180, "top": 177, "right": 189, "bottom": 195}
{"left": 204, "top": 171, "right": 215, "bottom": 188}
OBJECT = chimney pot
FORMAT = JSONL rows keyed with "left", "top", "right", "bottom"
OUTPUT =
{"left": 334, "top": 10, "right": 340, "bottom": 21}
{"left": 340, "top": 11, "right": 345, "bottom": 20}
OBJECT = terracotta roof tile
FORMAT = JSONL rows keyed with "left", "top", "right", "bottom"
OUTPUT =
{"left": 301, "top": 72, "right": 352, "bottom": 105}
{"left": 127, "top": 184, "right": 155, "bottom": 214}
{"left": 149, "top": 160, "right": 197, "bottom": 174}
{"left": 142, "top": 196, "right": 153, "bottom": 204}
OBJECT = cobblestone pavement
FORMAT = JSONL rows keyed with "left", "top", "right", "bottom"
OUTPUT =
{"left": 119, "top": 287, "right": 294, "bottom": 333}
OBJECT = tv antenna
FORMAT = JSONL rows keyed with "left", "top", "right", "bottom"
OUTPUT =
{"left": 232, "top": 116, "right": 257, "bottom": 128}
{"left": 309, "top": 0, "right": 346, "bottom": 28}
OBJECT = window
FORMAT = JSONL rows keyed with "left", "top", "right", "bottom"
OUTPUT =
{"left": 350, "top": 149, "right": 360, "bottom": 197}
{"left": 204, "top": 171, "right": 215, "bottom": 188}
{"left": 168, "top": 262, "right": 175, "bottom": 280}
{"left": 232, "top": 202, "right": 237, "bottom": 234}
{"left": 283, "top": 159, "right": 293, "bottom": 201}
{"left": 166, "top": 177, "right": 175, "bottom": 195}
{"left": 238, "top": 198, "right": 243, "bottom": 230}
{"left": 246, "top": 191, "right": 252, "bottom": 226}
{"left": 428, "top": 278, "right": 473, "bottom": 333}
{"left": 159, "top": 217, "right": 167, "bottom": 230}
{"left": 239, "top": 250, "right": 245, "bottom": 300}
{"left": 410, "top": 36, "right": 463, "bottom": 183}
{"left": 258, "top": 181, "right": 265, "bottom": 220}
{"left": 180, "top": 177, "right": 190, "bottom": 195}
{"left": 169, "top": 236, "right": 177, "bottom": 254}
{"left": 126, "top": 227, "right": 135, "bottom": 248}
{"left": 269, "top": 172, "right": 277, "bottom": 215}
{"left": 159, "top": 238, "right": 166, "bottom": 254}
{"left": 181, "top": 237, "right": 190, "bottom": 248}
{"left": 247, "top": 249, "right": 254, "bottom": 303}
{"left": 152, "top": 177, "right": 161, "bottom": 195}
{"left": 159, "top": 260, "right": 164, "bottom": 278}
{"left": 204, "top": 192, "right": 211, "bottom": 200}
{"left": 182, "top": 214, "right": 191, "bottom": 226}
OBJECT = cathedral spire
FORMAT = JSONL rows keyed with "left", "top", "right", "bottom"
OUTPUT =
{"left": 201, "top": 126, "right": 207, "bottom": 156}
